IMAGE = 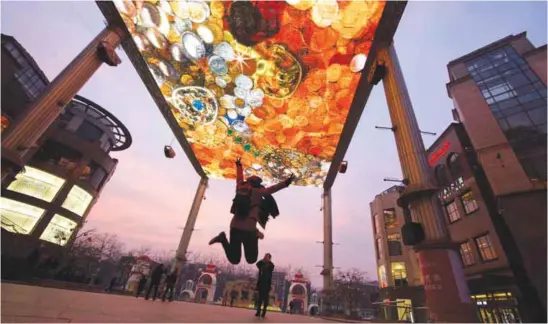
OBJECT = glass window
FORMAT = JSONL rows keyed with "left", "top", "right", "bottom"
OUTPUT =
{"left": 387, "top": 233, "right": 402, "bottom": 256}
{"left": 61, "top": 185, "right": 93, "bottom": 217}
{"left": 89, "top": 166, "right": 108, "bottom": 190}
{"left": 517, "top": 91, "right": 540, "bottom": 104}
{"left": 40, "top": 214, "right": 77, "bottom": 246}
{"left": 76, "top": 121, "right": 104, "bottom": 142}
{"left": 445, "top": 201, "right": 461, "bottom": 223}
{"left": 527, "top": 108, "right": 547, "bottom": 126}
{"left": 506, "top": 112, "right": 533, "bottom": 129}
{"left": 14, "top": 67, "right": 47, "bottom": 99}
{"left": 0, "top": 198, "right": 45, "bottom": 234}
{"left": 391, "top": 262, "right": 407, "bottom": 287}
{"left": 383, "top": 209, "right": 397, "bottom": 229}
{"left": 461, "top": 191, "right": 479, "bottom": 214}
{"left": 506, "top": 73, "right": 530, "bottom": 89}
{"left": 497, "top": 118, "right": 510, "bottom": 131}
{"left": 522, "top": 98, "right": 546, "bottom": 111}
{"left": 475, "top": 234, "right": 498, "bottom": 261}
{"left": 7, "top": 166, "right": 65, "bottom": 202}
{"left": 378, "top": 265, "right": 388, "bottom": 288}
{"left": 497, "top": 98, "right": 520, "bottom": 111}
{"left": 460, "top": 241, "right": 476, "bottom": 266}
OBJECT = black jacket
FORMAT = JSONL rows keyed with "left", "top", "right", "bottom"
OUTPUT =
{"left": 256, "top": 260, "right": 275, "bottom": 291}
{"left": 165, "top": 272, "right": 177, "bottom": 286}
{"left": 150, "top": 266, "right": 164, "bottom": 283}
{"left": 258, "top": 194, "right": 280, "bottom": 230}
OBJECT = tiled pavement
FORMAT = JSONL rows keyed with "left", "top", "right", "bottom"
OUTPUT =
{"left": 1, "top": 283, "right": 333, "bottom": 323}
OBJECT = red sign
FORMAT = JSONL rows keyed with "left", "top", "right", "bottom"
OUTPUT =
{"left": 428, "top": 141, "right": 451, "bottom": 166}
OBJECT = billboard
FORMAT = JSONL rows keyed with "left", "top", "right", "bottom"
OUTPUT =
{"left": 108, "top": 0, "right": 388, "bottom": 186}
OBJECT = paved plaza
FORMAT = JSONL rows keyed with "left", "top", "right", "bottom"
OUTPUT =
{"left": 1, "top": 283, "right": 333, "bottom": 323}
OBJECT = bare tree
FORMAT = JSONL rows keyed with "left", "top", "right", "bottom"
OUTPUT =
{"left": 322, "top": 269, "right": 375, "bottom": 319}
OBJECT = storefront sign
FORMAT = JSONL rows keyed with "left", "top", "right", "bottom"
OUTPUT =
{"left": 428, "top": 141, "right": 451, "bottom": 166}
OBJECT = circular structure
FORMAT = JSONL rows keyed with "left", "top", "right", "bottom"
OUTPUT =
{"left": 69, "top": 95, "right": 132, "bottom": 151}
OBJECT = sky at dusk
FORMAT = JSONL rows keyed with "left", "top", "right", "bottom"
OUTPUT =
{"left": 1, "top": 1, "right": 546, "bottom": 287}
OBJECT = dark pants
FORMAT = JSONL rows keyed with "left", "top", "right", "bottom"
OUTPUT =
{"left": 136, "top": 282, "right": 145, "bottom": 297}
{"left": 221, "top": 228, "right": 258, "bottom": 265}
{"left": 162, "top": 285, "right": 175, "bottom": 302}
{"left": 255, "top": 288, "right": 270, "bottom": 316}
{"left": 145, "top": 281, "right": 160, "bottom": 300}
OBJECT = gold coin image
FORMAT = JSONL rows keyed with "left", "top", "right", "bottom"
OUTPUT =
{"left": 326, "top": 64, "right": 342, "bottom": 83}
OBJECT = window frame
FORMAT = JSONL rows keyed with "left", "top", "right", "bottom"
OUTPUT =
{"left": 444, "top": 200, "right": 461, "bottom": 223}
{"left": 474, "top": 233, "right": 498, "bottom": 262}
{"left": 387, "top": 233, "right": 403, "bottom": 257}
{"left": 459, "top": 241, "right": 476, "bottom": 267}
{"left": 460, "top": 191, "right": 479, "bottom": 215}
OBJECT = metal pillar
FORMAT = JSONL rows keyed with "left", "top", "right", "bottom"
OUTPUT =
{"left": 378, "top": 43, "right": 478, "bottom": 322}
{"left": 1, "top": 27, "right": 124, "bottom": 183}
{"left": 172, "top": 177, "right": 208, "bottom": 274}
{"left": 322, "top": 188, "right": 334, "bottom": 290}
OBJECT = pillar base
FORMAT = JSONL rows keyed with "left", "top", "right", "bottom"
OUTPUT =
{"left": 416, "top": 247, "right": 478, "bottom": 323}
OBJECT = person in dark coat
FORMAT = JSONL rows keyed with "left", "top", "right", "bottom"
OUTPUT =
{"left": 230, "top": 290, "right": 237, "bottom": 307}
{"left": 209, "top": 157, "right": 293, "bottom": 265}
{"left": 162, "top": 269, "right": 178, "bottom": 302}
{"left": 106, "top": 277, "right": 117, "bottom": 293}
{"left": 255, "top": 253, "right": 274, "bottom": 318}
{"left": 145, "top": 264, "right": 165, "bottom": 300}
{"left": 135, "top": 274, "right": 147, "bottom": 298}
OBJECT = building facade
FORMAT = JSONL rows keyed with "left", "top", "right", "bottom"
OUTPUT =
{"left": 428, "top": 123, "right": 523, "bottom": 323}
{"left": 446, "top": 32, "right": 546, "bottom": 322}
{"left": 1, "top": 34, "right": 131, "bottom": 256}
{"left": 369, "top": 185, "right": 426, "bottom": 322}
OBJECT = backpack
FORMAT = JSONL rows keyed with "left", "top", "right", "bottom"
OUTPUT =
{"left": 231, "top": 182, "right": 253, "bottom": 218}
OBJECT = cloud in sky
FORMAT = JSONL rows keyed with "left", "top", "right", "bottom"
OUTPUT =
{"left": 1, "top": 1, "right": 546, "bottom": 287}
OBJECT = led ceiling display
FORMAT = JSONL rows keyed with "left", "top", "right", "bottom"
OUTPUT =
{"left": 112, "top": 0, "right": 386, "bottom": 186}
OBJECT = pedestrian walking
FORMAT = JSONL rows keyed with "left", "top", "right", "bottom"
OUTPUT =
{"left": 145, "top": 264, "right": 165, "bottom": 301}
{"left": 161, "top": 269, "right": 178, "bottom": 302}
{"left": 135, "top": 274, "right": 147, "bottom": 298}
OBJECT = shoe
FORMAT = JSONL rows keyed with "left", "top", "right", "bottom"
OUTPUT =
{"left": 208, "top": 232, "right": 226, "bottom": 245}
{"left": 261, "top": 313, "right": 266, "bottom": 318}
{"left": 255, "top": 313, "right": 260, "bottom": 317}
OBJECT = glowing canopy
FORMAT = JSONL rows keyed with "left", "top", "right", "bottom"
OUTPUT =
{"left": 107, "top": 0, "right": 391, "bottom": 187}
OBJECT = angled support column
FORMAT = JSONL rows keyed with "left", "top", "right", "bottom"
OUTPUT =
{"left": 378, "top": 43, "right": 478, "bottom": 322}
{"left": 172, "top": 177, "right": 208, "bottom": 276}
{"left": 1, "top": 26, "right": 124, "bottom": 184}
{"left": 322, "top": 188, "right": 334, "bottom": 290}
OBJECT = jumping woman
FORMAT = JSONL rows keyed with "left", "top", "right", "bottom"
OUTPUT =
{"left": 208, "top": 157, "right": 293, "bottom": 264}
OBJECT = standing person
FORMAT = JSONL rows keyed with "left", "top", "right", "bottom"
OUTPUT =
{"left": 230, "top": 290, "right": 237, "bottom": 307}
{"left": 162, "top": 269, "right": 178, "bottom": 302}
{"left": 145, "top": 264, "right": 165, "bottom": 301}
{"left": 135, "top": 274, "right": 147, "bottom": 298}
{"left": 255, "top": 253, "right": 275, "bottom": 318}
{"left": 209, "top": 157, "right": 294, "bottom": 264}
{"left": 105, "top": 277, "right": 117, "bottom": 293}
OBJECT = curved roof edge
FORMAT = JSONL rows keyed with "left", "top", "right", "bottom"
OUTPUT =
{"left": 71, "top": 95, "right": 132, "bottom": 151}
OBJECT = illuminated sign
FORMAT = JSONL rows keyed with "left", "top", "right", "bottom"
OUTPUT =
{"left": 438, "top": 176, "right": 465, "bottom": 200}
{"left": 428, "top": 141, "right": 451, "bottom": 166}
{"left": 112, "top": 0, "right": 386, "bottom": 186}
